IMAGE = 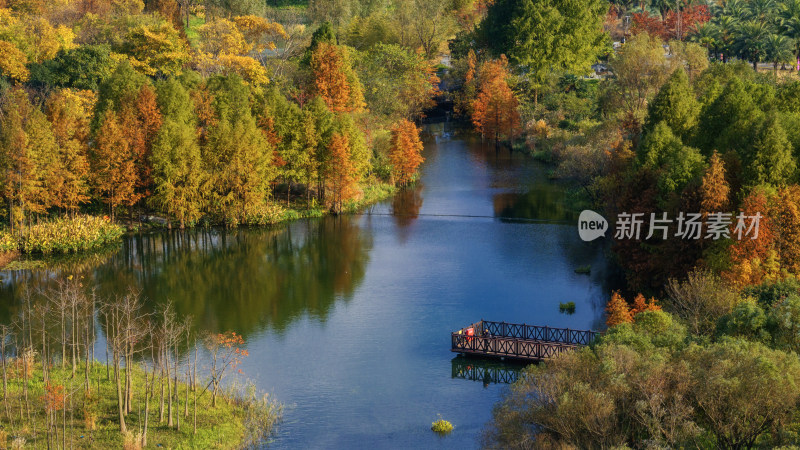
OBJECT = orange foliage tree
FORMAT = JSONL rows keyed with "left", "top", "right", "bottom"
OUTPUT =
{"left": 389, "top": 119, "right": 424, "bottom": 186}
{"left": 326, "top": 132, "right": 358, "bottom": 213}
{"left": 92, "top": 110, "right": 140, "bottom": 222}
{"left": 204, "top": 331, "right": 248, "bottom": 408}
{"left": 471, "top": 56, "right": 520, "bottom": 144}
{"left": 606, "top": 291, "right": 633, "bottom": 327}
{"left": 724, "top": 187, "right": 776, "bottom": 287}
{"left": 630, "top": 293, "right": 662, "bottom": 315}
{"left": 700, "top": 151, "right": 729, "bottom": 215}
{"left": 310, "top": 42, "right": 365, "bottom": 113}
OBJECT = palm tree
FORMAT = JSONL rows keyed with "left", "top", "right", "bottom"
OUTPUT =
{"left": 747, "top": 0, "right": 778, "bottom": 24}
{"left": 714, "top": 15, "right": 741, "bottom": 61}
{"left": 691, "top": 22, "right": 721, "bottom": 58}
{"left": 779, "top": 0, "right": 800, "bottom": 70}
{"left": 764, "top": 33, "right": 795, "bottom": 72}
{"left": 735, "top": 20, "right": 773, "bottom": 69}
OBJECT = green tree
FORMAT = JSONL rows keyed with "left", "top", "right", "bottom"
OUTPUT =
{"left": 695, "top": 78, "right": 762, "bottom": 156}
{"left": 748, "top": 112, "right": 796, "bottom": 185}
{"left": 202, "top": 75, "right": 275, "bottom": 225}
{"left": 151, "top": 79, "right": 204, "bottom": 228}
{"left": 638, "top": 121, "right": 705, "bottom": 199}
{"left": 643, "top": 68, "right": 700, "bottom": 140}
{"left": 479, "top": 0, "right": 607, "bottom": 103}
{"left": 29, "top": 45, "right": 115, "bottom": 91}
{"left": 687, "top": 339, "right": 800, "bottom": 449}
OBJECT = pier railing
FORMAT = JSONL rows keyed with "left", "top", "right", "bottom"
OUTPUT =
{"left": 451, "top": 320, "right": 600, "bottom": 362}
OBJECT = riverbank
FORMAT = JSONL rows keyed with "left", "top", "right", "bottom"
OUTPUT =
{"left": 0, "top": 362, "right": 280, "bottom": 449}
{"left": 0, "top": 181, "right": 396, "bottom": 270}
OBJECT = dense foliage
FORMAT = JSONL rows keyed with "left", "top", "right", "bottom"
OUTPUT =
{"left": 0, "top": 0, "right": 448, "bottom": 233}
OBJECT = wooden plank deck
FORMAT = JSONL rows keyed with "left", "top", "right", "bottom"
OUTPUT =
{"left": 451, "top": 320, "right": 600, "bottom": 362}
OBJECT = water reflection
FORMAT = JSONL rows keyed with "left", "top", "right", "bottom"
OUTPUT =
{"left": 451, "top": 356, "right": 526, "bottom": 386}
{"left": 0, "top": 216, "right": 373, "bottom": 338}
{"left": 391, "top": 183, "right": 424, "bottom": 243}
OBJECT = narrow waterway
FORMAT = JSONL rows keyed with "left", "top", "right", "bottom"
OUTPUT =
{"left": 0, "top": 122, "right": 612, "bottom": 448}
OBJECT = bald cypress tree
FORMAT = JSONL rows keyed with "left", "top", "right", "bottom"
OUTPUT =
{"left": 151, "top": 79, "right": 204, "bottom": 228}
{"left": 643, "top": 68, "right": 700, "bottom": 141}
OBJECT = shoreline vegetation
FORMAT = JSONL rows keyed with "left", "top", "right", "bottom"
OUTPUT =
{"left": 0, "top": 181, "right": 396, "bottom": 269}
{"left": 0, "top": 279, "right": 281, "bottom": 449}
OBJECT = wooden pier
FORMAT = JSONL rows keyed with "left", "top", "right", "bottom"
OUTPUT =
{"left": 451, "top": 320, "right": 600, "bottom": 362}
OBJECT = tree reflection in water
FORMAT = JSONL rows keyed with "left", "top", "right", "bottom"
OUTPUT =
{"left": 0, "top": 216, "right": 373, "bottom": 339}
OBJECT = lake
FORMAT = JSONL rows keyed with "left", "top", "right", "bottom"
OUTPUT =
{"left": 0, "top": 122, "right": 612, "bottom": 448}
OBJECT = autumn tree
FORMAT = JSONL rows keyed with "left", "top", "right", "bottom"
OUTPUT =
{"left": 0, "top": 39, "right": 30, "bottom": 83}
{"left": 121, "top": 21, "right": 190, "bottom": 77}
{"left": 700, "top": 151, "right": 729, "bottom": 215}
{"left": 326, "top": 132, "right": 358, "bottom": 213}
{"left": 204, "top": 331, "right": 248, "bottom": 408}
{"left": 310, "top": 42, "right": 366, "bottom": 113}
{"left": 630, "top": 293, "right": 661, "bottom": 315}
{"left": 606, "top": 291, "right": 633, "bottom": 327}
{"left": 92, "top": 110, "right": 139, "bottom": 222}
{"left": 471, "top": 56, "right": 520, "bottom": 144}
{"left": 389, "top": 119, "right": 424, "bottom": 186}
{"left": 45, "top": 89, "right": 94, "bottom": 214}
{"left": 0, "top": 88, "right": 61, "bottom": 232}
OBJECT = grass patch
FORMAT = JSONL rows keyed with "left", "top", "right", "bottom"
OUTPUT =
{"left": 0, "top": 362, "right": 280, "bottom": 449}
{"left": 342, "top": 182, "right": 396, "bottom": 213}
{"left": 559, "top": 302, "right": 576, "bottom": 314}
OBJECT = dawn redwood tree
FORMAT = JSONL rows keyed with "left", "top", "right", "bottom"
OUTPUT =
{"left": 389, "top": 119, "right": 424, "bottom": 186}
{"left": 606, "top": 291, "right": 634, "bottom": 327}
{"left": 150, "top": 79, "right": 203, "bottom": 228}
{"left": 471, "top": 56, "right": 520, "bottom": 145}
{"left": 326, "top": 132, "right": 358, "bottom": 213}
{"left": 45, "top": 88, "right": 93, "bottom": 215}
{"left": 700, "top": 151, "right": 730, "bottom": 215}
{"left": 310, "top": 42, "right": 365, "bottom": 113}
{"left": 92, "top": 110, "right": 139, "bottom": 222}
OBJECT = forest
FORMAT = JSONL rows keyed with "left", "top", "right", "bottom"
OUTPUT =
{"left": 0, "top": 0, "right": 446, "bottom": 258}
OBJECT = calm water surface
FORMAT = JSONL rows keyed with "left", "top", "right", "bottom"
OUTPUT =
{"left": 0, "top": 123, "right": 612, "bottom": 449}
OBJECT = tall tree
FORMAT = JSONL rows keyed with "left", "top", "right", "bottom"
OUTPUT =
{"left": 389, "top": 119, "right": 424, "bottom": 186}
{"left": 699, "top": 151, "right": 730, "bottom": 215}
{"left": 151, "top": 79, "right": 204, "bottom": 228}
{"left": 326, "top": 132, "right": 358, "bottom": 213}
{"left": 643, "top": 68, "right": 700, "bottom": 140}
{"left": 310, "top": 42, "right": 366, "bottom": 113}
{"left": 45, "top": 89, "right": 94, "bottom": 214}
{"left": 471, "top": 56, "right": 520, "bottom": 144}
{"left": 479, "top": 0, "right": 607, "bottom": 103}
{"left": 92, "top": 111, "right": 139, "bottom": 222}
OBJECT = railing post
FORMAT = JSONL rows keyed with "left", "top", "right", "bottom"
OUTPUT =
{"left": 545, "top": 326, "right": 549, "bottom": 342}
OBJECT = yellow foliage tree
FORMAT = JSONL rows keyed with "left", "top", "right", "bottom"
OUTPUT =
{"left": 0, "top": 40, "right": 30, "bottom": 83}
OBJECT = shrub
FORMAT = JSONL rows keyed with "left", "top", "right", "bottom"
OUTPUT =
{"left": 20, "top": 216, "right": 124, "bottom": 254}
{"left": 559, "top": 302, "right": 576, "bottom": 314}
{"left": 0, "top": 231, "right": 16, "bottom": 252}
{"left": 431, "top": 418, "right": 453, "bottom": 434}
